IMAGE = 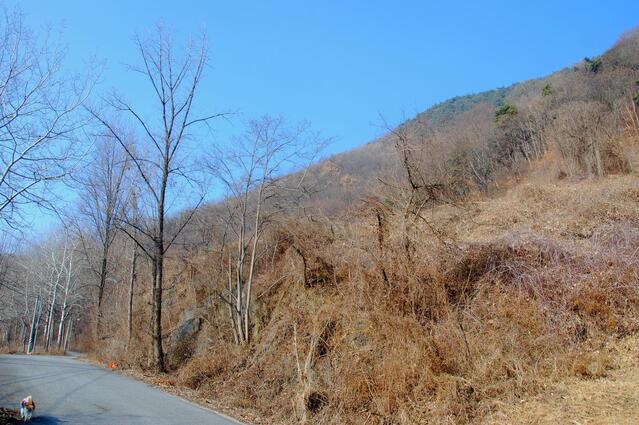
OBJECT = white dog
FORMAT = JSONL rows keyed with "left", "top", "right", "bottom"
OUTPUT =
{"left": 19, "top": 395, "right": 35, "bottom": 422}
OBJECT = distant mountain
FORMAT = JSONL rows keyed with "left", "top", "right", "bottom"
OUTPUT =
{"left": 297, "top": 28, "right": 639, "bottom": 215}
{"left": 186, "top": 28, "right": 639, "bottom": 235}
{"left": 416, "top": 87, "right": 511, "bottom": 128}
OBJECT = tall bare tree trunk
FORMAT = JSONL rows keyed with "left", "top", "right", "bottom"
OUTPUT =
{"left": 56, "top": 300, "right": 68, "bottom": 350}
{"left": 227, "top": 256, "right": 239, "bottom": 344}
{"left": 27, "top": 295, "right": 41, "bottom": 354}
{"left": 151, "top": 163, "right": 168, "bottom": 373}
{"left": 43, "top": 302, "right": 51, "bottom": 350}
{"left": 236, "top": 199, "right": 246, "bottom": 344}
{"left": 96, "top": 242, "right": 109, "bottom": 336}
{"left": 33, "top": 299, "right": 43, "bottom": 351}
{"left": 127, "top": 244, "right": 137, "bottom": 345}
{"left": 243, "top": 183, "right": 265, "bottom": 343}
{"left": 152, "top": 249, "right": 165, "bottom": 372}
{"left": 44, "top": 281, "right": 58, "bottom": 352}
{"left": 64, "top": 319, "right": 73, "bottom": 352}
{"left": 56, "top": 308, "right": 65, "bottom": 350}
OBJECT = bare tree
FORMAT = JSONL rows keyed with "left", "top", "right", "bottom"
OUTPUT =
{"left": 90, "top": 27, "right": 220, "bottom": 371}
{"left": 126, "top": 192, "right": 140, "bottom": 347}
{"left": 12, "top": 230, "right": 86, "bottom": 353}
{"left": 209, "top": 116, "right": 324, "bottom": 344}
{"left": 550, "top": 101, "right": 612, "bottom": 177}
{"left": 55, "top": 236, "right": 82, "bottom": 351}
{"left": 0, "top": 9, "right": 93, "bottom": 229}
{"left": 0, "top": 238, "right": 47, "bottom": 353}
{"left": 26, "top": 294, "right": 42, "bottom": 354}
{"left": 75, "top": 134, "right": 130, "bottom": 336}
{"left": 39, "top": 231, "right": 82, "bottom": 352}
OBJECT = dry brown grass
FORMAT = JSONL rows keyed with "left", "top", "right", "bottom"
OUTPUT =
{"left": 172, "top": 173, "right": 639, "bottom": 423}
{"left": 98, "top": 160, "right": 639, "bottom": 424}
{"left": 484, "top": 336, "right": 639, "bottom": 425}
{"left": 0, "top": 346, "right": 66, "bottom": 356}
{"left": 0, "top": 346, "right": 20, "bottom": 355}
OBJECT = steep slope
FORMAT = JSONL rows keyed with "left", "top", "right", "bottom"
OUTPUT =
{"left": 167, "top": 170, "right": 639, "bottom": 425}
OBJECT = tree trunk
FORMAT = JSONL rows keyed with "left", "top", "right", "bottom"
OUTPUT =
{"left": 593, "top": 140, "right": 603, "bottom": 177}
{"left": 43, "top": 302, "right": 51, "bottom": 351}
{"left": 127, "top": 244, "right": 138, "bottom": 345}
{"left": 153, "top": 247, "right": 165, "bottom": 372}
{"left": 56, "top": 305, "right": 66, "bottom": 350}
{"left": 150, "top": 151, "right": 169, "bottom": 373}
{"left": 27, "top": 296, "right": 41, "bottom": 354}
{"left": 64, "top": 319, "right": 73, "bottom": 352}
{"left": 33, "top": 299, "right": 43, "bottom": 351}
{"left": 243, "top": 182, "right": 265, "bottom": 343}
{"left": 226, "top": 254, "right": 240, "bottom": 345}
{"left": 44, "top": 281, "right": 58, "bottom": 352}
{"left": 96, "top": 241, "right": 109, "bottom": 337}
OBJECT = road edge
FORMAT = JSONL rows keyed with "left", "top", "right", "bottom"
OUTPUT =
{"left": 71, "top": 355, "right": 252, "bottom": 425}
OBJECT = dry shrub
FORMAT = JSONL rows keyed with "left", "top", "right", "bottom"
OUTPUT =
{"left": 0, "top": 344, "right": 20, "bottom": 354}
{"left": 571, "top": 351, "right": 614, "bottom": 378}
{"left": 178, "top": 344, "right": 236, "bottom": 389}
{"left": 602, "top": 137, "right": 633, "bottom": 174}
{"left": 542, "top": 99, "right": 638, "bottom": 178}
{"left": 445, "top": 232, "right": 568, "bottom": 296}
{"left": 592, "top": 221, "right": 639, "bottom": 250}
{"left": 265, "top": 213, "right": 638, "bottom": 423}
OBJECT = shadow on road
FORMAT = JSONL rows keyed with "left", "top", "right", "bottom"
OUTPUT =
{"left": 0, "top": 409, "right": 63, "bottom": 425}
{"left": 31, "top": 415, "right": 64, "bottom": 424}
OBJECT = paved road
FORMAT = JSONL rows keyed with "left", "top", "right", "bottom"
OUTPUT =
{"left": 0, "top": 354, "right": 242, "bottom": 425}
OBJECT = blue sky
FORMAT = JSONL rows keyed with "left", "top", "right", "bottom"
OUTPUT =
{"left": 14, "top": 0, "right": 639, "bottom": 152}
{"left": 6, "top": 0, "right": 639, "bottom": 236}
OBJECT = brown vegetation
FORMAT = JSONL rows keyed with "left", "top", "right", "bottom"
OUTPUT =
{"left": 485, "top": 335, "right": 639, "bottom": 425}
{"left": 91, "top": 169, "right": 639, "bottom": 424}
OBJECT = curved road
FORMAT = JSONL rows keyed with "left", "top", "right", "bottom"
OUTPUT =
{"left": 0, "top": 354, "right": 242, "bottom": 424}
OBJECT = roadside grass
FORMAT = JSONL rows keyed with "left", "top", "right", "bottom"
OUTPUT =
{"left": 483, "top": 336, "right": 639, "bottom": 425}
{"left": 0, "top": 347, "right": 66, "bottom": 356}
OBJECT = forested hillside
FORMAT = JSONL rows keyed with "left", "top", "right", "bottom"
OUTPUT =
{"left": 1, "top": 9, "right": 639, "bottom": 424}
{"left": 296, "top": 30, "right": 639, "bottom": 217}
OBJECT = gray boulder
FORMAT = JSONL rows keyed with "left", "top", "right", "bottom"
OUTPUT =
{"left": 167, "top": 311, "right": 202, "bottom": 369}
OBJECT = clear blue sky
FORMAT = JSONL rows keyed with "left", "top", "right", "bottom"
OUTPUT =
{"left": 14, "top": 0, "right": 639, "bottom": 153}
{"left": 6, "top": 0, "right": 639, "bottom": 235}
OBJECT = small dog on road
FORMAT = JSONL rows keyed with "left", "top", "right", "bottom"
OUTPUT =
{"left": 19, "top": 395, "right": 35, "bottom": 422}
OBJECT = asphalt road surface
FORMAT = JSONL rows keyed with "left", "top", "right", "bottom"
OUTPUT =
{"left": 0, "top": 354, "right": 242, "bottom": 425}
